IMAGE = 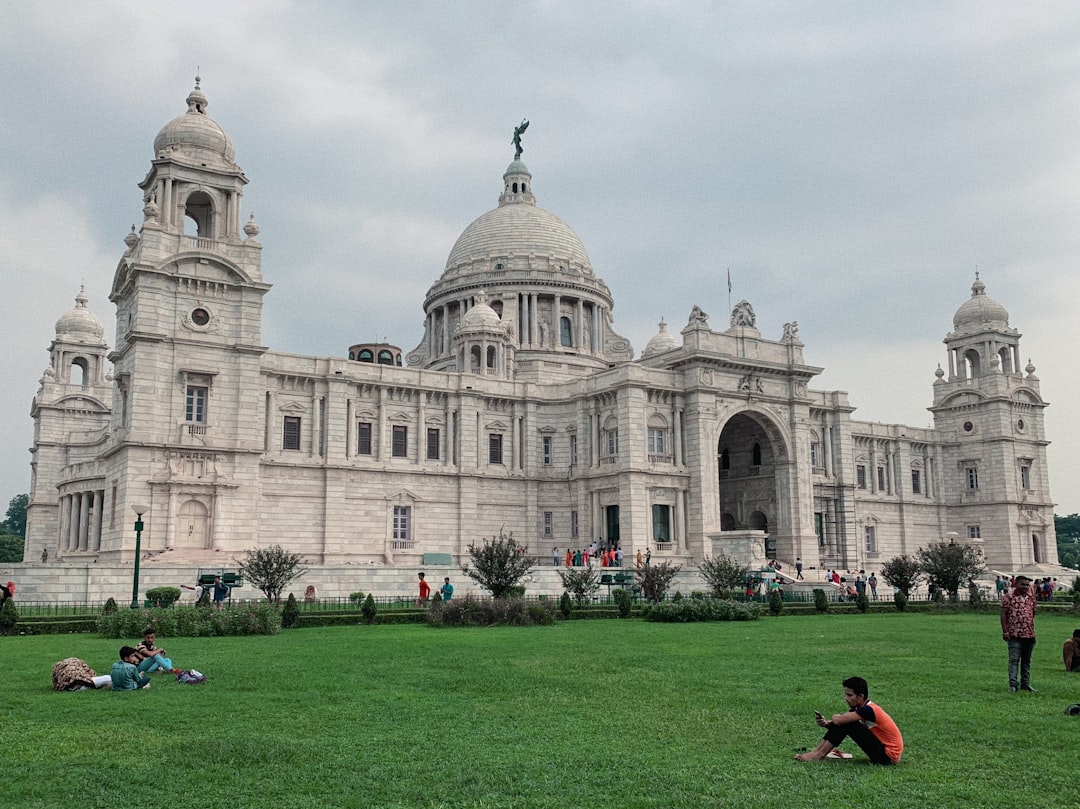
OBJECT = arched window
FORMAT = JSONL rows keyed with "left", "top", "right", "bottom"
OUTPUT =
{"left": 1032, "top": 534, "right": 1042, "bottom": 564}
{"left": 70, "top": 357, "right": 88, "bottom": 386}
{"left": 486, "top": 345, "right": 496, "bottom": 369}
{"left": 377, "top": 350, "right": 393, "bottom": 365}
{"left": 963, "top": 349, "right": 981, "bottom": 379}
{"left": 560, "top": 316, "right": 573, "bottom": 347}
{"left": 183, "top": 190, "right": 215, "bottom": 239}
{"left": 720, "top": 512, "right": 736, "bottom": 531}
{"left": 752, "top": 442, "right": 762, "bottom": 466}
{"left": 998, "top": 347, "right": 1013, "bottom": 374}
{"left": 749, "top": 510, "right": 768, "bottom": 532}
{"left": 348, "top": 351, "right": 355, "bottom": 360}
{"left": 470, "top": 345, "right": 482, "bottom": 374}
{"left": 358, "top": 349, "right": 373, "bottom": 363}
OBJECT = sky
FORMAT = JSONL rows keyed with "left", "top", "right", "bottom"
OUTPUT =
{"left": 2, "top": 0, "right": 1079, "bottom": 516}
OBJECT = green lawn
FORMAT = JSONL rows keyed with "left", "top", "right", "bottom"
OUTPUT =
{"left": 4, "top": 611, "right": 1078, "bottom": 808}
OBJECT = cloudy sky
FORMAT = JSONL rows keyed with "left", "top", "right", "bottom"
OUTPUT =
{"left": 2, "top": 1, "right": 1079, "bottom": 517}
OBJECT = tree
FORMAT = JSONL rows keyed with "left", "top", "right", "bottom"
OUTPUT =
{"left": 879, "top": 554, "right": 922, "bottom": 597}
{"left": 3, "top": 494, "right": 28, "bottom": 536}
{"left": 916, "top": 541, "right": 986, "bottom": 601}
{"left": 698, "top": 553, "right": 750, "bottom": 597}
{"left": 236, "top": 545, "right": 308, "bottom": 603}
{"left": 636, "top": 561, "right": 682, "bottom": 603}
{"left": 558, "top": 565, "right": 600, "bottom": 606}
{"left": 0, "top": 535, "right": 24, "bottom": 563}
{"left": 462, "top": 531, "right": 533, "bottom": 598}
{"left": 1055, "top": 514, "right": 1080, "bottom": 570}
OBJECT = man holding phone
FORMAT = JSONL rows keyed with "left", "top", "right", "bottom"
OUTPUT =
{"left": 795, "top": 676, "right": 903, "bottom": 765}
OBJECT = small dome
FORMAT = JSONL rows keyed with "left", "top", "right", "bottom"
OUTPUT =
{"left": 460, "top": 294, "right": 502, "bottom": 329}
{"left": 642, "top": 319, "right": 678, "bottom": 357}
{"left": 153, "top": 78, "right": 236, "bottom": 167}
{"left": 953, "top": 276, "right": 1009, "bottom": 332}
{"left": 55, "top": 288, "right": 105, "bottom": 343}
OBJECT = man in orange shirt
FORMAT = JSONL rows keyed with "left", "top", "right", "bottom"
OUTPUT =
{"left": 795, "top": 676, "right": 903, "bottom": 765}
{"left": 416, "top": 572, "right": 431, "bottom": 607}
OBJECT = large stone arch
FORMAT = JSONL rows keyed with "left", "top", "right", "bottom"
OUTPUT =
{"left": 715, "top": 409, "right": 790, "bottom": 537}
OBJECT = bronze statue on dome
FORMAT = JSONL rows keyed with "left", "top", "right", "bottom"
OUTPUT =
{"left": 512, "top": 119, "right": 529, "bottom": 159}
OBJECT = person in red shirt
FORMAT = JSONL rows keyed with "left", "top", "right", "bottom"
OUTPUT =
{"left": 416, "top": 572, "right": 431, "bottom": 607}
{"left": 1000, "top": 575, "right": 1037, "bottom": 692}
{"left": 795, "top": 676, "right": 903, "bottom": 765}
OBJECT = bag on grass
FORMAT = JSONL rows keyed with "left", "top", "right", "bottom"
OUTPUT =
{"left": 176, "top": 669, "right": 206, "bottom": 684}
{"left": 1065, "top": 703, "right": 1080, "bottom": 716}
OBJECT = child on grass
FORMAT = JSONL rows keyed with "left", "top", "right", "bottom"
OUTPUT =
{"left": 110, "top": 646, "right": 151, "bottom": 691}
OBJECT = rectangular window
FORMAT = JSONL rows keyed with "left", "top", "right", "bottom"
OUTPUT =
{"left": 569, "top": 434, "right": 578, "bottom": 465}
{"left": 911, "top": 469, "right": 922, "bottom": 494}
{"left": 1020, "top": 465, "right": 1030, "bottom": 490}
{"left": 648, "top": 428, "right": 666, "bottom": 455}
{"left": 966, "top": 466, "right": 979, "bottom": 490}
{"left": 864, "top": 525, "right": 876, "bottom": 554}
{"left": 856, "top": 465, "right": 867, "bottom": 489}
{"left": 605, "top": 429, "right": 619, "bottom": 457}
{"left": 814, "top": 511, "right": 824, "bottom": 543}
{"left": 392, "top": 425, "right": 408, "bottom": 458}
{"left": 967, "top": 525, "right": 981, "bottom": 539}
{"left": 810, "top": 442, "right": 821, "bottom": 468}
{"left": 392, "top": 505, "right": 410, "bottom": 541}
{"left": 283, "top": 416, "right": 301, "bottom": 451}
{"left": 877, "top": 466, "right": 886, "bottom": 493}
{"left": 652, "top": 504, "right": 671, "bottom": 543}
{"left": 489, "top": 433, "right": 503, "bottom": 465}
{"left": 543, "top": 511, "right": 553, "bottom": 537}
{"left": 542, "top": 435, "right": 553, "bottom": 466}
{"left": 427, "top": 428, "right": 440, "bottom": 461}
{"left": 357, "top": 422, "right": 372, "bottom": 455}
{"left": 185, "top": 385, "right": 207, "bottom": 423}
{"left": 571, "top": 510, "right": 579, "bottom": 539}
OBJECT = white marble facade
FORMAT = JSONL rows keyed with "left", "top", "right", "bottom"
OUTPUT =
{"left": 24, "top": 81, "right": 1059, "bottom": 587}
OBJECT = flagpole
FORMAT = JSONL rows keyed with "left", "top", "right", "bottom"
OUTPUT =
{"left": 727, "top": 268, "right": 732, "bottom": 315}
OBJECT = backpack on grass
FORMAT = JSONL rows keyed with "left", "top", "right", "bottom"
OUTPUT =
{"left": 176, "top": 669, "right": 206, "bottom": 684}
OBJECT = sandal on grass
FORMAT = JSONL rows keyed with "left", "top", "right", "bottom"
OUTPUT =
{"left": 826, "top": 749, "right": 853, "bottom": 759}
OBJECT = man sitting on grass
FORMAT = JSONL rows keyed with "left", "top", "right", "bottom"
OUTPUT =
{"left": 1064, "top": 629, "right": 1080, "bottom": 672}
{"left": 795, "top": 676, "right": 903, "bottom": 765}
{"left": 110, "top": 646, "right": 151, "bottom": 692}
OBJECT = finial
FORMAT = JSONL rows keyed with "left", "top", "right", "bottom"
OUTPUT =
{"left": 195, "top": 68, "right": 201, "bottom": 88}
{"left": 512, "top": 119, "right": 530, "bottom": 159}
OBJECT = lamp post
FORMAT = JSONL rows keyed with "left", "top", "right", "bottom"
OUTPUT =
{"left": 130, "top": 504, "right": 148, "bottom": 609}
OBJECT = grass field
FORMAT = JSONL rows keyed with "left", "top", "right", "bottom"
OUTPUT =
{"left": 4, "top": 611, "right": 1077, "bottom": 808}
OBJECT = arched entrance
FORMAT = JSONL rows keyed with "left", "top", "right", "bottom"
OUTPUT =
{"left": 1032, "top": 534, "right": 1041, "bottom": 564}
{"left": 177, "top": 499, "right": 210, "bottom": 550}
{"left": 717, "top": 412, "right": 784, "bottom": 536}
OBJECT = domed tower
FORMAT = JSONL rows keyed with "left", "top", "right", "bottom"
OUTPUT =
{"left": 101, "top": 79, "right": 271, "bottom": 559}
{"left": 931, "top": 275, "right": 1057, "bottom": 570}
{"left": 407, "top": 130, "right": 632, "bottom": 382}
{"left": 26, "top": 289, "right": 113, "bottom": 558}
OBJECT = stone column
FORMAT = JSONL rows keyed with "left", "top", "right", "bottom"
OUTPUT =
{"left": 92, "top": 489, "right": 104, "bottom": 551}
{"left": 78, "top": 491, "right": 91, "bottom": 551}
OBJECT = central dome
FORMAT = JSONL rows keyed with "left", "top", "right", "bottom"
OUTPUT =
{"left": 445, "top": 203, "right": 592, "bottom": 272}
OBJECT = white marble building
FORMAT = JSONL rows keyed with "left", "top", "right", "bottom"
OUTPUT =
{"left": 20, "top": 81, "right": 1058, "bottom": 599}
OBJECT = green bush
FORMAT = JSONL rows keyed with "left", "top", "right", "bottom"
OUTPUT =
{"left": 145, "top": 586, "right": 181, "bottom": 607}
{"left": 0, "top": 597, "right": 18, "bottom": 635}
{"left": 642, "top": 598, "right": 759, "bottom": 623}
{"left": 426, "top": 594, "right": 554, "bottom": 627}
{"left": 559, "top": 592, "right": 572, "bottom": 619}
{"left": 348, "top": 591, "right": 365, "bottom": 606}
{"left": 894, "top": 590, "right": 909, "bottom": 612}
{"left": 97, "top": 603, "right": 281, "bottom": 638}
{"left": 102, "top": 597, "right": 118, "bottom": 615}
{"left": 855, "top": 592, "right": 870, "bottom": 613}
{"left": 507, "top": 585, "right": 526, "bottom": 598}
{"left": 813, "top": 588, "right": 829, "bottom": 613}
{"left": 767, "top": 589, "right": 784, "bottom": 615}
{"left": 614, "top": 588, "right": 632, "bottom": 618}
{"left": 281, "top": 593, "right": 300, "bottom": 628}
{"left": 361, "top": 593, "right": 377, "bottom": 624}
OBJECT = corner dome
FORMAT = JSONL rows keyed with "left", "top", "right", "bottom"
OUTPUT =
{"left": 55, "top": 288, "right": 105, "bottom": 343}
{"left": 642, "top": 319, "right": 678, "bottom": 357}
{"left": 460, "top": 293, "right": 502, "bottom": 329}
{"left": 953, "top": 276, "right": 1009, "bottom": 332}
{"left": 153, "top": 78, "right": 236, "bottom": 167}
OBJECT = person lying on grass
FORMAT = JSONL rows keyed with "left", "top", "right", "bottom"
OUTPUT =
{"left": 795, "top": 676, "right": 903, "bottom": 765}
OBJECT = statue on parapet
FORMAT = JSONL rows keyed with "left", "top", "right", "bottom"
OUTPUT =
{"left": 730, "top": 300, "right": 756, "bottom": 328}
{"left": 688, "top": 305, "right": 709, "bottom": 326}
{"left": 512, "top": 119, "right": 530, "bottom": 159}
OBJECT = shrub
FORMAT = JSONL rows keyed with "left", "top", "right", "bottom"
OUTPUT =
{"left": 348, "top": 591, "right": 365, "bottom": 606}
{"left": 462, "top": 530, "right": 534, "bottom": 599}
{"left": 97, "top": 603, "right": 281, "bottom": 638}
{"left": 894, "top": 590, "right": 908, "bottom": 612}
{"left": 0, "top": 597, "right": 18, "bottom": 635}
{"left": 426, "top": 595, "right": 554, "bottom": 627}
{"left": 636, "top": 561, "right": 682, "bottom": 603}
{"left": 880, "top": 555, "right": 922, "bottom": 597}
{"left": 968, "top": 581, "right": 985, "bottom": 610}
{"left": 559, "top": 591, "right": 573, "bottom": 619}
{"left": 236, "top": 544, "right": 309, "bottom": 603}
{"left": 281, "top": 593, "right": 300, "bottom": 628}
{"left": 558, "top": 566, "right": 600, "bottom": 606}
{"left": 102, "top": 597, "right": 118, "bottom": 615}
{"left": 698, "top": 552, "right": 751, "bottom": 597}
{"left": 813, "top": 588, "right": 829, "bottom": 613}
{"left": 642, "top": 597, "right": 759, "bottom": 623}
{"left": 614, "top": 588, "right": 632, "bottom": 618}
{"left": 1072, "top": 575, "right": 1080, "bottom": 607}
{"left": 767, "top": 589, "right": 784, "bottom": 615}
{"left": 917, "top": 541, "right": 986, "bottom": 601}
{"left": 507, "top": 585, "right": 526, "bottom": 598}
{"left": 145, "top": 586, "right": 181, "bottom": 607}
{"left": 855, "top": 592, "right": 870, "bottom": 613}
{"left": 361, "top": 593, "right": 377, "bottom": 624}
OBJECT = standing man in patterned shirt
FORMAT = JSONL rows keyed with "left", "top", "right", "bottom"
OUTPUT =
{"left": 1000, "top": 574, "right": 1037, "bottom": 692}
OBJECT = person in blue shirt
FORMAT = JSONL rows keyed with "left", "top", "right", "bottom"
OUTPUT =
{"left": 111, "top": 646, "right": 151, "bottom": 691}
{"left": 440, "top": 577, "right": 454, "bottom": 601}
